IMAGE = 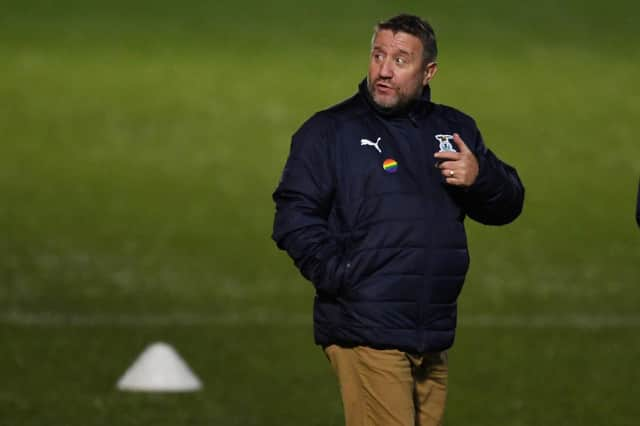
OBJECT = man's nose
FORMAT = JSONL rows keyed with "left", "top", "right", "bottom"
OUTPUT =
{"left": 379, "top": 59, "right": 393, "bottom": 78}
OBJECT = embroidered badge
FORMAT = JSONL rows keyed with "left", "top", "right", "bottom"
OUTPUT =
{"left": 382, "top": 158, "right": 398, "bottom": 173}
{"left": 435, "top": 134, "right": 456, "bottom": 152}
{"left": 361, "top": 137, "right": 382, "bottom": 153}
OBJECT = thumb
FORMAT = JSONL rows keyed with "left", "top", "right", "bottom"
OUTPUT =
{"left": 453, "top": 133, "right": 471, "bottom": 153}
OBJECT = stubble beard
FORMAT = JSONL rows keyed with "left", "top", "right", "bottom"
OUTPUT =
{"left": 367, "top": 78, "right": 423, "bottom": 113}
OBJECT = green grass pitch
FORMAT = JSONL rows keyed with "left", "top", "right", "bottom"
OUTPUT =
{"left": 1, "top": 0, "right": 639, "bottom": 424}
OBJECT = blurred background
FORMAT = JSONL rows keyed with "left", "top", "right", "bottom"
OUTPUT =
{"left": 1, "top": 0, "right": 638, "bottom": 424}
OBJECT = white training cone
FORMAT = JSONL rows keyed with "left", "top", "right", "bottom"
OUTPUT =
{"left": 117, "top": 342, "right": 202, "bottom": 392}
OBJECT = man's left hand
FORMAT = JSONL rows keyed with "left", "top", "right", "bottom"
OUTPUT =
{"left": 433, "top": 133, "right": 479, "bottom": 187}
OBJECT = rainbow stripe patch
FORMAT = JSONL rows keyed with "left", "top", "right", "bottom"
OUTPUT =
{"left": 382, "top": 158, "right": 398, "bottom": 173}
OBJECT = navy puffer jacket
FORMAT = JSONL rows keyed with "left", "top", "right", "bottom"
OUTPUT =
{"left": 273, "top": 80, "right": 524, "bottom": 353}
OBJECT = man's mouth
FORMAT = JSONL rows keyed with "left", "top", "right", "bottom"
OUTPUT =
{"left": 375, "top": 81, "right": 395, "bottom": 94}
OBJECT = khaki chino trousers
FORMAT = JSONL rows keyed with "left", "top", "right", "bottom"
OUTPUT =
{"left": 325, "top": 345, "right": 448, "bottom": 426}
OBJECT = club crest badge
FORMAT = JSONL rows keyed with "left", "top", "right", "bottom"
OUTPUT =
{"left": 382, "top": 158, "right": 398, "bottom": 173}
{"left": 435, "top": 134, "right": 456, "bottom": 152}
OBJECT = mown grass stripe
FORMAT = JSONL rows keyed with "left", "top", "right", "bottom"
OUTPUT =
{"left": 2, "top": 311, "right": 639, "bottom": 329}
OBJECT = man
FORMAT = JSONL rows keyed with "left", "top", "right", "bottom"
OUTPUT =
{"left": 272, "top": 14, "right": 524, "bottom": 426}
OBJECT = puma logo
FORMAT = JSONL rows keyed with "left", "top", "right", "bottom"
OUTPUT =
{"left": 360, "top": 137, "right": 382, "bottom": 154}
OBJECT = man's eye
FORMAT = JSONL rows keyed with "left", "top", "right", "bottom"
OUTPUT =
{"left": 395, "top": 57, "right": 407, "bottom": 65}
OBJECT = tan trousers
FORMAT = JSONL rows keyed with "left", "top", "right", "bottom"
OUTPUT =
{"left": 325, "top": 345, "right": 448, "bottom": 426}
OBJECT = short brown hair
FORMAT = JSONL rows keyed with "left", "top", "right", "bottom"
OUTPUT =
{"left": 375, "top": 14, "right": 438, "bottom": 64}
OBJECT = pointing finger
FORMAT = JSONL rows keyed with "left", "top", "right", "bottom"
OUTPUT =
{"left": 453, "top": 133, "right": 471, "bottom": 153}
{"left": 433, "top": 151, "right": 461, "bottom": 160}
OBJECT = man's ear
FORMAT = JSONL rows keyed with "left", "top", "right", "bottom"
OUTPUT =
{"left": 423, "top": 62, "right": 438, "bottom": 85}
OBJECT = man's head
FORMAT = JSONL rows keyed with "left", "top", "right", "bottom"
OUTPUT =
{"left": 367, "top": 14, "right": 438, "bottom": 112}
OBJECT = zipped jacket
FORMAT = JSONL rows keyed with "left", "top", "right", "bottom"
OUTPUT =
{"left": 272, "top": 80, "right": 524, "bottom": 353}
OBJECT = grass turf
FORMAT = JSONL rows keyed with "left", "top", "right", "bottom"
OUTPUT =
{"left": 1, "top": 0, "right": 639, "bottom": 424}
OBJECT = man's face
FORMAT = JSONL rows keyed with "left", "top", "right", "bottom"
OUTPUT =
{"left": 367, "top": 29, "right": 437, "bottom": 110}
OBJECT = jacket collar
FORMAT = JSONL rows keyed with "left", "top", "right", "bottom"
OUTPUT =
{"left": 358, "top": 78, "right": 432, "bottom": 120}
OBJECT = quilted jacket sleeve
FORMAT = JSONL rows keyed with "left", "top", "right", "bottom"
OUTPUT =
{"left": 461, "top": 128, "right": 525, "bottom": 225}
{"left": 272, "top": 114, "right": 346, "bottom": 295}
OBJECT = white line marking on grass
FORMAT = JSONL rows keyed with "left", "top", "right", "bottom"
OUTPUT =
{"left": 1, "top": 311, "right": 640, "bottom": 329}
{"left": 460, "top": 314, "right": 640, "bottom": 328}
{"left": 0, "top": 311, "right": 310, "bottom": 327}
